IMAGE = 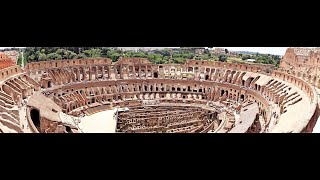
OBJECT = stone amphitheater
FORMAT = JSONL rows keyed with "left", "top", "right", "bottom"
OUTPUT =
{"left": 1, "top": 47, "right": 319, "bottom": 133}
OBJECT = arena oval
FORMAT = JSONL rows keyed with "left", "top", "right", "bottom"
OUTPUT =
{"left": 0, "top": 56, "right": 318, "bottom": 133}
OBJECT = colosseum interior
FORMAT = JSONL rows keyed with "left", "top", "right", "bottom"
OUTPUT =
{"left": 1, "top": 47, "right": 320, "bottom": 133}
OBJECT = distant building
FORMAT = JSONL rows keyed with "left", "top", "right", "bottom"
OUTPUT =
{"left": 209, "top": 48, "right": 238, "bottom": 57}
{"left": 211, "top": 48, "right": 226, "bottom": 55}
{"left": 245, "top": 59, "right": 256, "bottom": 62}
{"left": 0, "top": 52, "right": 15, "bottom": 70}
{"left": 117, "top": 47, "right": 139, "bottom": 52}
{"left": 195, "top": 48, "right": 205, "bottom": 55}
{"left": 228, "top": 51, "right": 239, "bottom": 56}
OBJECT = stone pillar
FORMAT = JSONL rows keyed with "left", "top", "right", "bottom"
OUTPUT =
{"left": 76, "top": 68, "right": 80, "bottom": 81}
{"left": 95, "top": 66, "right": 98, "bottom": 80}
{"left": 151, "top": 66, "right": 154, "bottom": 78}
{"left": 126, "top": 65, "right": 129, "bottom": 79}
{"left": 120, "top": 64, "right": 123, "bottom": 79}
{"left": 133, "top": 65, "right": 136, "bottom": 78}
{"left": 81, "top": 68, "right": 85, "bottom": 81}
{"left": 89, "top": 67, "right": 92, "bottom": 81}
{"left": 139, "top": 64, "right": 141, "bottom": 78}
{"left": 79, "top": 68, "right": 83, "bottom": 81}
{"left": 145, "top": 65, "right": 148, "bottom": 78}
{"left": 108, "top": 66, "right": 111, "bottom": 79}
{"left": 101, "top": 66, "right": 105, "bottom": 78}
{"left": 114, "top": 66, "right": 118, "bottom": 79}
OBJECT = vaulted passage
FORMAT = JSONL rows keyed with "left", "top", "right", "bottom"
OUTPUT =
{"left": 30, "top": 109, "right": 40, "bottom": 131}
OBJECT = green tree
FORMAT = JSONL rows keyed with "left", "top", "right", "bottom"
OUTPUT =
{"left": 38, "top": 53, "right": 48, "bottom": 61}
{"left": 48, "top": 53, "right": 62, "bottom": 60}
{"left": 110, "top": 53, "right": 120, "bottom": 62}
{"left": 101, "top": 47, "right": 110, "bottom": 57}
{"left": 83, "top": 49, "right": 102, "bottom": 58}
{"left": 218, "top": 55, "right": 227, "bottom": 62}
{"left": 17, "top": 52, "right": 22, "bottom": 66}
{"left": 76, "top": 53, "right": 86, "bottom": 59}
{"left": 29, "top": 54, "right": 36, "bottom": 61}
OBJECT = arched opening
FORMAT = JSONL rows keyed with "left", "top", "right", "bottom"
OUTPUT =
{"left": 308, "top": 75, "right": 312, "bottom": 83}
{"left": 30, "top": 109, "right": 40, "bottom": 131}
{"left": 166, "top": 85, "right": 170, "bottom": 91}
{"left": 246, "top": 77, "right": 254, "bottom": 87}
{"left": 48, "top": 81, "right": 52, "bottom": 88}
{"left": 240, "top": 94, "right": 245, "bottom": 101}
{"left": 153, "top": 72, "right": 158, "bottom": 78}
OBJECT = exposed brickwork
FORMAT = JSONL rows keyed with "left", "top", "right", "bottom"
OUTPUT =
{"left": 0, "top": 55, "right": 318, "bottom": 133}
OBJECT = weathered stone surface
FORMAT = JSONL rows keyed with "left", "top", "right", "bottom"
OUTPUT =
{"left": 0, "top": 55, "right": 318, "bottom": 133}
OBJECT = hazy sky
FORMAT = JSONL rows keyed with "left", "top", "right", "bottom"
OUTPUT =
{"left": 220, "top": 47, "right": 288, "bottom": 55}
{"left": 0, "top": 47, "right": 289, "bottom": 55}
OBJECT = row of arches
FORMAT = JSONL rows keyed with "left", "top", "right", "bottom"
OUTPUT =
{"left": 273, "top": 71, "right": 314, "bottom": 101}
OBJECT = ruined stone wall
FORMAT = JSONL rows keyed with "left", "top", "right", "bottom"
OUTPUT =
{"left": 280, "top": 47, "right": 320, "bottom": 75}
{"left": 0, "top": 65, "right": 23, "bottom": 81}
{"left": 117, "top": 105, "right": 220, "bottom": 133}
{"left": 0, "top": 53, "right": 15, "bottom": 70}
{"left": 28, "top": 57, "right": 315, "bottom": 132}
{"left": 0, "top": 55, "right": 318, "bottom": 133}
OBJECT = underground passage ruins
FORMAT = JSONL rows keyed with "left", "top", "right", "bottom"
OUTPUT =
{"left": 1, "top": 47, "right": 320, "bottom": 133}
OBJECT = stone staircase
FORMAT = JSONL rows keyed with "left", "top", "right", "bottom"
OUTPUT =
{"left": 0, "top": 90, "right": 22, "bottom": 132}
